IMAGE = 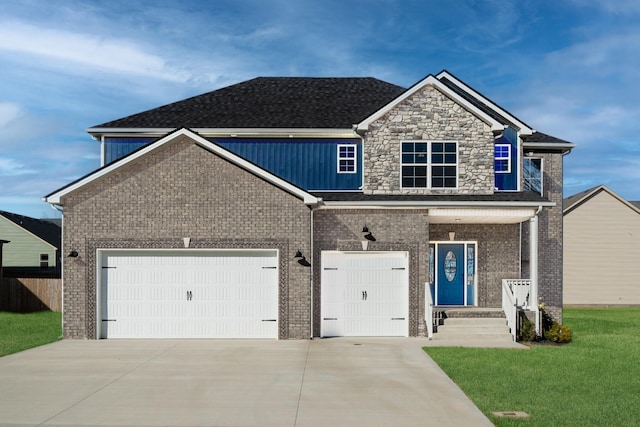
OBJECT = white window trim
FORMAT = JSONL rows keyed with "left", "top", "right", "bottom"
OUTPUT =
{"left": 400, "top": 140, "right": 459, "bottom": 189}
{"left": 337, "top": 144, "right": 357, "bottom": 174}
{"left": 494, "top": 143, "right": 511, "bottom": 174}
{"left": 523, "top": 157, "right": 544, "bottom": 195}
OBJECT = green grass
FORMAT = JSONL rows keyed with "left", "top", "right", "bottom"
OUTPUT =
{"left": 424, "top": 307, "right": 640, "bottom": 426}
{"left": 0, "top": 311, "right": 62, "bottom": 357}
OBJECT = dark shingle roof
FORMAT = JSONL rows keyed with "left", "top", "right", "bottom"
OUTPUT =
{"left": 563, "top": 185, "right": 602, "bottom": 211}
{"left": 522, "top": 131, "right": 573, "bottom": 145}
{"left": 438, "top": 75, "right": 528, "bottom": 129}
{"left": 0, "top": 211, "right": 61, "bottom": 249}
{"left": 92, "top": 77, "right": 406, "bottom": 130}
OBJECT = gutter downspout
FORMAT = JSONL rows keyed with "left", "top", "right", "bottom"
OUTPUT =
{"left": 530, "top": 205, "right": 542, "bottom": 336}
{"left": 50, "top": 203, "right": 64, "bottom": 336}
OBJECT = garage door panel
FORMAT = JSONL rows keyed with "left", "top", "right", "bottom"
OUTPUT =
{"left": 321, "top": 252, "right": 409, "bottom": 337}
{"left": 99, "top": 250, "right": 279, "bottom": 339}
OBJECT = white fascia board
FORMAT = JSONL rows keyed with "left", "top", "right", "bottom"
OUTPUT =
{"left": 45, "top": 128, "right": 318, "bottom": 206}
{"left": 356, "top": 75, "right": 504, "bottom": 133}
{"left": 523, "top": 141, "right": 577, "bottom": 150}
{"left": 318, "top": 200, "right": 555, "bottom": 208}
{"left": 88, "top": 127, "right": 359, "bottom": 139}
{"left": 435, "top": 71, "right": 534, "bottom": 136}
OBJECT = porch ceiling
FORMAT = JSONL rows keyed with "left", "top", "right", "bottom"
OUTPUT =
{"left": 428, "top": 208, "right": 536, "bottom": 224}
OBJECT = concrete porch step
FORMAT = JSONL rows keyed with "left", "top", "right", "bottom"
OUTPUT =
{"left": 431, "top": 309, "right": 514, "bottom": 344}
{"left": 436, "top": 307, "right": 506, "bottom": 319}
{"left": 439, "top": 317, "right": 507, "bottom": 327}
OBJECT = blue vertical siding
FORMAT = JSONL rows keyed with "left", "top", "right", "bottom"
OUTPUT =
{"left": 103, "top": 136, "right": 362, "bottom": 191}
{"left": 493, "top": 127, "right": 519, "bottom": 191}
{"left": 211, "top": 138, "right": 362, "bottom": 191}
{"left": 104, "top": 137, "right": 157, "bottom": 164}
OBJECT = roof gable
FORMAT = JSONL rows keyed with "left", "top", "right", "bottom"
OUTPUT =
{"left": 89, "top": 78, "right": 406, "bottom": 132}
{"left": 0, "top": 211, "right": 61, "bottom": 249}
{"left": 356, "top": 74, "right": 505, "bottom": 133}
{"left": 45, "top": 128, "right": 318, "bottom": 206}
{"left": 436, "top": 70, "right": 534, "bottom": 135}
{"left": 563, "top": 185, "right": 640, "bottom": 216}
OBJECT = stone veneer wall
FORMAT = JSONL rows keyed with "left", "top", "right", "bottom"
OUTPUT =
{"left": 61, "top": 135, "right": 312, "bottom": 339}
{"left": 363, "top": 85, "right": 495, "bottom": 195}
{"left": 430, "top": 224, "right": 520, "bottom": 308}
{"left": 312, "top": 209, "right": 429, "bottom": 337}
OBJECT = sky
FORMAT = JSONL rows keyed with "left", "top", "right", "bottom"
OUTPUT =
{"left": 1, "top": 0, "right": 639, "bottom": 219}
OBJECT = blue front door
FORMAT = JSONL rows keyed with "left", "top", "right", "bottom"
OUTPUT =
{"left": 437, "top": 244, "right": 465, "bottom": 305}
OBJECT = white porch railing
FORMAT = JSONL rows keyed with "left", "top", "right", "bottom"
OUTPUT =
{"left": 502, "top": 280, "right": 518, "bottom": 341}
{"left": 502, "top": 279, "right": 533, "bottom": 341}
{"left": 504, "top": 279, "right": 532, "bottom": 310}
{"left": 425, "top": 282, "right": 433, "bottom": 340}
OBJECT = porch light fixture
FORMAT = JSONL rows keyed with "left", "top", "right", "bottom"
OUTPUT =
{"left": 67, "top": 250, "right": 79, "bottom": 258}
{"left": 449, "top": 231, "right": 455, "bottom": 241}
{"left": 294, "top": 249, "right": 311, "bottom": 267}
{"left": 361, "top": 225, "right": 376, "bottom": 242}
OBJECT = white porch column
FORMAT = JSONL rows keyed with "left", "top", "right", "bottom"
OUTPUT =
{"left": 529, "top": 214, "right": 540, "bottom": 335}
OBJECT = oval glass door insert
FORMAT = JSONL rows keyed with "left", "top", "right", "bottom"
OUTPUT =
{"left": 444, "top": 250, "right": 457, "bottom": 282}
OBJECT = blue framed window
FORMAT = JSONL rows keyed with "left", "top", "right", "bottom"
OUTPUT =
{"left": 494, "top": 144, "right": 511, "bottom": 173}
{"left": 402, "top": 141, "right": 457, "bottom": 188}
{"left": 337, "top": 144, "right": 357, "bottom": 173}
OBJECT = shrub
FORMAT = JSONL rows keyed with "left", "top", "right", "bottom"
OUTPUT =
{"left": 545, "top": 321, "right": 573, "bottom": 343}
{"left": 518, "top": 315, "right": 536, "bottom": 342}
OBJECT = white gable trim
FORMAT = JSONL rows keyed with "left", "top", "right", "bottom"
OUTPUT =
{"left": 45, "top": 128, "right": 318, "bottom": 206}
{"left": 436, "top": 71, "right": 533, "bottom": 136}
{"left": 356, "top": 75, "right": 504, "bottom": 133}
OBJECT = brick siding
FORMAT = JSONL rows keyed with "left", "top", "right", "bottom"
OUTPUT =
{"left": 61, "top": 135, "right": 312, "bottom": 339}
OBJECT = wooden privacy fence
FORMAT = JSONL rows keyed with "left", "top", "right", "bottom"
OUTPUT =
{"left": 0, "top": 277, "right": 62, "bottom": 312}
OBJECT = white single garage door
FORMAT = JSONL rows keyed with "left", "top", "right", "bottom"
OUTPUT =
{"left": 321, "top": 251, "right": 409, "bottom": 337}
{"left": 98, "top": 250, "right": 279, "bottom": 339}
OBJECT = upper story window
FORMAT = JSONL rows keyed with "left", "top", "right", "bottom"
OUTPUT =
{"left": 337, "top": 144, "right": 357, "bottom": 173}
{"left": 40, "top": 254, "right": 49, "bottom": 269}
{"left": 523, "top": 157, "right": 543, "bottom": 194}
{"left": 494, "top": 144, "right": 511, "bottom": 173}
{"left": 401, "top": 141, "right": 457, "bottom": 188}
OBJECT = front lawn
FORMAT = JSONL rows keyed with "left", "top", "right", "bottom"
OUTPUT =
{"left": 424, "top": 307, "right": 640, "bottom": 426}
{"left": 0, "top": 311, "right": 62, "bottom": 357}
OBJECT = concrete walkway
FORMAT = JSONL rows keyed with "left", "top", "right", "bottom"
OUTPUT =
{"left": 0, "top": 338, "right": 494, "bottom": 426}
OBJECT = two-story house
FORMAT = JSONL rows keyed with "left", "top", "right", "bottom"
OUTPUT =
{"left": 44, "top": 71, "right": 574, "bottom": 340}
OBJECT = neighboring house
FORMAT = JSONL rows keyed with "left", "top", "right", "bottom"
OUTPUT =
{"left": 0, "top": 211, "right": 61, "bottom": 275}
{"left": 563, "top": 185, "right": 640, "bottom": 305}
{"left": 44, "top": 71, "right": 575, "bottom": 340}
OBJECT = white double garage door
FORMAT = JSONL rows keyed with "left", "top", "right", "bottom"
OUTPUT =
{"left": 98, "top": 250, "right": 408, "bottom": 339}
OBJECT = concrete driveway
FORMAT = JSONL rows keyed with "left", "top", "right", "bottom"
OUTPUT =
{"left": 0, "top": 338, "right": 493, "bottom": 426}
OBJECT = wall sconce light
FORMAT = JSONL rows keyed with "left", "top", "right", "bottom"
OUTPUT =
{"left": 294, "top": 249, "right": 311, "bottom": 267}
{"left": 67, "top": 250, "right": 79, "bottom": 258}
{"left": 449, "top": 231, "right": 455, "bottom": 241}
{"left": 361, "top": 225, "right": 376, "bottom": 241}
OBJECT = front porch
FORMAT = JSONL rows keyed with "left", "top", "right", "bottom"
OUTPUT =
{"left": 425, "top": 279, "right": 537, "bottom": 344}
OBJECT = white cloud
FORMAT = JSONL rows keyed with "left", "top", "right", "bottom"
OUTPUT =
{"left": 0, "top": 157, "right": 35, "bottom": 177}
{"left": 0, "top": 21, "right": 190, "bottom": 83}
{"left": 0, "top": 102, "right": 23, "bottom": 127}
